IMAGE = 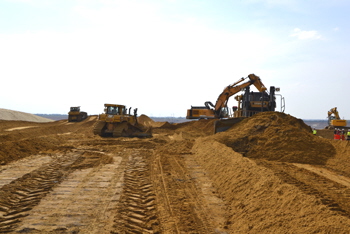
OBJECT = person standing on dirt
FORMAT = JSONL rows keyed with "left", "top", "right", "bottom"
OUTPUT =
{"left": 334, "top": 128, "right": 337, "bottom": 140}
{"left": 334, "top": 128, "right": 341, "bottom": 140}
{"left": 313, "top": 128, "right": 317, "bottom": 135}
{"left": 347, "top": 130, "right": 350, "bottom": 141}
{"left": 341, "top": 129, "right": 346, "bottom": 141}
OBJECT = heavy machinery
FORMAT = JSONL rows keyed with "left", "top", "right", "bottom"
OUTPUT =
{"left": 93, "top": 104, "right": 152, "bottom": 137}
{"left": 326, "top": 107, "right": 347, "bottom": 129}
{"left": 186, "top": 74, "right": 285, "bottom": 133}
{"left": 187, "top": 74, "right": 270, "bottom": 119}
{"left": 68, "top": 106, "right": 88, "bottom": 122}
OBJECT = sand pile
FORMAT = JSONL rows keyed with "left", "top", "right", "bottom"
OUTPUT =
{"left": 191, "top": 138, "right": 350, "bottom": 233}
{"left": 213, "top": 112, "right": 335, "bottom": 164}
{"left": 0, "top": 108, "right": 53, "bottom": 122}
{"left": 138, "top": 114, "right": 172, "bottom": 128}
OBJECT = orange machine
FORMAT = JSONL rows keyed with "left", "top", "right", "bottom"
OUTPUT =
{"left": 186, "top": 74, "right": 269, "bottom": 119}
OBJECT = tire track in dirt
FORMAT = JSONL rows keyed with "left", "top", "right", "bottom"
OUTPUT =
{"left": 257, "top": 160, "right": 350, "bottom": 217}
{"left": 14, "top": 150, "right": 124, "bottom": 233}
{"left": 151, "top": 139, "right": 222, "bottom": 234}
{"left": 112, "top": 149, "right": 160, "bottom": 234}
{"left": 0, "top": 154, "right": 52, "bottom": 188}
{"left": 0, "top": 152, "right": 81, "bottom": 233}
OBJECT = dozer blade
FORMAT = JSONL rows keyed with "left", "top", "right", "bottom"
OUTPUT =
{"left": 214, "top": 117, "right": 246, "bottom": 134}
{"left": 113, "top": 122, "right": 152, "bottom": 138}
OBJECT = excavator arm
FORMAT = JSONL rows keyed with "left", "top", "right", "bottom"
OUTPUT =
{"left": 328, "top": 107, "right": 340, "bottom": 119}
{"left": 213, "top": 74, "right": 267, "bottom": 116}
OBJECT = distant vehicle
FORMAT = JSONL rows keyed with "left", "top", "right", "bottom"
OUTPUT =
{"left": 326, "top": 107, "right": 347, "bottom": 129}
{"left": 93, "top": 103, "right": 152, "bottom": 137}
{"left": 68, "top": 106, "right": 87, "bottom": 122}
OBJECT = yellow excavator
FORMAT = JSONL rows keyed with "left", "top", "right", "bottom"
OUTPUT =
{"left": 327, "top": 107, "right": 347, "bottom": 128}
{"left": 93, "top": 104, "right": 152, "bottom": 137}
{"left": 186, "top": 74, "right": 268, "bottom": 119}
{"left": 186, "top": 74, "right": 284, "bottom": 133}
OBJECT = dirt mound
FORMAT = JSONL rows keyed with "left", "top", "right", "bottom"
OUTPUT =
{"left": 213, "top": 112, "right": 335, "bottom": 164}
{"left": 138, "top": 114, "right": 154, "bottom": 126}
{"left": 0, "top": 108, "right": 54, "bottom": 122}
{"left": 138, "top": 114, "right": 172, "bottom": 128}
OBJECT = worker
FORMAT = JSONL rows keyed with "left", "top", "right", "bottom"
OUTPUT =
{"left": 347, "top": 130, "right": 350, "bottom": 141}
{"left": 334, "top": 128, "right": 341, "bottom": 140}
{"left": 342, "top": 129, "right": 346, "bottom": 141}
{"left": 313, "top": 128, "right": 317, "bottom": 135}
{"left": 334, "top": 128, "right": 337, "bottom": 140}
{"left": 334, "top": 128, "right": 338, "bottom": 140}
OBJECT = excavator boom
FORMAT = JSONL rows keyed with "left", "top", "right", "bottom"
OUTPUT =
{"left": 213, "top": 74, "right": 267, "bottom": 116}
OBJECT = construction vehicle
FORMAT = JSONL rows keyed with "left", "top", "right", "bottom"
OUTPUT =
{"left": 186, "top": 74, "right": 285, "bottom": 133}
{"left": 326, "top": 107, "right": 347, "bottom": 129}
{"left": 93, "top": 104, "right": 152, "bottom": 137}
{"left": 187, "top": 74, "right": 269, "bottom": 119}
{"left": 68, "top": 106, "right": 88, "bottom": 122}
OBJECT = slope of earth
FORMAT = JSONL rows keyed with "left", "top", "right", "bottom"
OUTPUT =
{"left": 0, "top": 109, "right": 54, "bottom": 122}
{"left": 1, "top": 112, "right": 350, "bottom": 233}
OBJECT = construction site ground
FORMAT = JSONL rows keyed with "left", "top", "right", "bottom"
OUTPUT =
{"left": 1, "top": 112, "right": 350, "bottom": 233}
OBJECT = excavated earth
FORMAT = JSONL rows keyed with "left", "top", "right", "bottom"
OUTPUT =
{"left": 1, "top": 112, "right": 350, "bottom": 233}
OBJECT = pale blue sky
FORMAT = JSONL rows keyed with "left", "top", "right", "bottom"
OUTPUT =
{"left": 1, "top": 0, "right": 349, "bottom": 119}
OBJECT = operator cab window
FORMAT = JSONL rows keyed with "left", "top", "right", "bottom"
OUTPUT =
{"left": 107, "top": 106, "right": 119, "bottom": 115}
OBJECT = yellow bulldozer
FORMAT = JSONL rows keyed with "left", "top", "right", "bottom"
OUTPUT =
{"left": 93, "top": 104, "right": 152, "bottom": 137}
{"left": 68, "top": 106, "right": 88, "bottom": 122}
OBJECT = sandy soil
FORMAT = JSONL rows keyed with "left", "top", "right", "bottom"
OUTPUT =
{"left": 0, "top": 109, "right": 53, "bottom": 122}
{"left": 1, "top": 111, "right": 350, "bottom": 233}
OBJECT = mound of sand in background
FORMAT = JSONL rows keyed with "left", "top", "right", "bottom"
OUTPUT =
{"left": 0, "top": 108, "right": 53, "bottom": 122}
{"left": 138, "top": 114, "right": 171, "bottom": 128}
{"left": 213, "top": 112, "right": 335, "bottom": 164}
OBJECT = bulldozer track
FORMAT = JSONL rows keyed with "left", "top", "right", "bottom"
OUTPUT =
{"left": 112, "top": 122, "right": 127, "bottom": 137}
{"left": 111, "top": 149, "right": 160, "bottom": 233}
{"left": 13, "top": 149, "right": 125, "bottom": 233}
{"left": 0, "top": 152, "right": 81, "bottom": 233}
{"left": 151, "top": 147, "right": 219, "bottom": 233}
{"left": 257, "top": 160, "right": 350, "bottom": 217}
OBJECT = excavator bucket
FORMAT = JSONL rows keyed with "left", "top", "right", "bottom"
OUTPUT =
{"left": 214, "top": 117, "right": 246, "bottom": 134}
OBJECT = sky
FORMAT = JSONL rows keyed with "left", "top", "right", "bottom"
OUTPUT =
{"left": 1, "top": 0, "right": 350, "bottom": 119}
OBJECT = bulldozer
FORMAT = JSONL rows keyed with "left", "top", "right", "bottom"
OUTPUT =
{"left": 68, "top": 106, "right": 88, "bottom": 122}
{"left": 93, "top": 104, "right": 152, "bottom": 137}
{"left": 326, "top": 107, "right": 347, "bottom": 129}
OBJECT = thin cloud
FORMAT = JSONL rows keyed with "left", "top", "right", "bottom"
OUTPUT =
{"left": 290, "top": 28, "right": 322, "bottom": 40}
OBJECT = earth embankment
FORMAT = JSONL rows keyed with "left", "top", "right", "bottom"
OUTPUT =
{"left": 1, "top": 111, "right": 350, "bottom": 233}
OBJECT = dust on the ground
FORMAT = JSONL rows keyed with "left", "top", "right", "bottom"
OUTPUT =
{"left": 2, "top": 110, "right": 350, "bottom": 233}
